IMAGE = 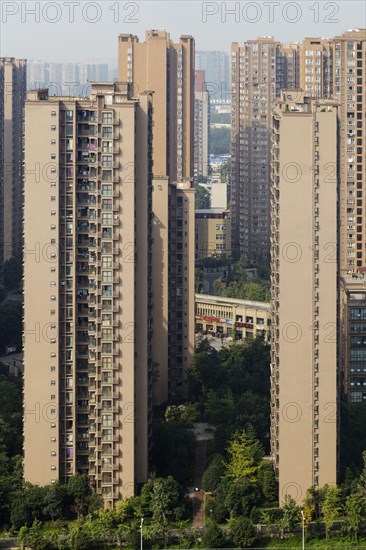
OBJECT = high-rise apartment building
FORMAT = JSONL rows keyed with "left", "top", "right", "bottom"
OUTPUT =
{"left": 118, "top": 30, "right": 195, "bottom": 404}
{"left": 24, "top": 83, "right": 153, "bottom": 506}
{"left": 300, "top": 29, "right": 366, "bottom": 275}
{"left": 195, "top": 51, "right": 230, "bottom": 99}
{"left": 339, "top": 274, "right": 366, "bottom": 404}
{"left": 0, "top": 57, "right": 27, "bottom": 272}
{"left": 270, "top": 91, "right": 339, "bottom": 502}
{"left": 194, "top": 70, "right": 209, "bottom": 178}
{"left": 231, "top": 39, "right": 300, "bottom": 261}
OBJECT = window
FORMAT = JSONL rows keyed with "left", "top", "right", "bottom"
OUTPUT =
{"left": 102, "top": 155, "right": 112, "bottom": 167}
{"left": 102, "top": 112, "right": 113, "bottom": 124}
{"left": 102, "top": 429, "right": 112, "bottom": 441}
{"left": 102, "top": 170, "right": 112, "bottom": 182}
{"left": 102, "top": 199, "right": 112, "bottom": 211}
{"left": 102, "top": 257, "right": 112, "bottom": 268}
{"left": 102, "top": 328, "right": 112, "bottom": 340}
{"left": 102, "top": 271, "right": 112, "bottom": 283}
{"left": 102, "top": 127, "right": 112, "bottom": 138}
{"left": 102, "top": 414, "right": 112, "bottom": 426}
{"left": 101, "top": 443, "right": 112, "bottom": 455}
{"left": 102, "top": 185, "right": 112, "bottom": 196}
{"left": 102, "top": 357, "right": 112, "bottom": 369}
{"left": 102, "top": 213, "right": 112, "bottom": 225}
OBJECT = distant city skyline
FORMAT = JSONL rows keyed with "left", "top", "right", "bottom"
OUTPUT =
{"left": 1, "top": 1, "right": 363, "bottom": 60}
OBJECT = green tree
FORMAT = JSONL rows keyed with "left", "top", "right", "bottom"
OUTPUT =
{"left": 141, "top": 476, "right": 184, "bottom": 546}
{"left": 224, "top": 477, "right": 262, "bottom": 518}
{"left": 357, "top": 450, "right": 366, "bottom": 505}
{"left": 278, "top": 495, "right": 299, "bottom": 538}
{"left": 205, "top": 390, "right": 235, "bottom": 427}
{"left": 195, "top": 184, "right": 211, "bottom": 209}
{"left": 210, "top": 127, "right": 230, "bottom": 156}
{"left": 18, "top": 519, "right": 48, "bottom": 550}
{"left": 202, "top": 454, "right": 224, "bottom": 493}
{"left": 42, "top": 481, "right": 68, "bottom": 520}
{"left": 344, "top": 492, "right": 363, "bottom": 541}
{"left": 257, "top": 461, "right": 277, "bottom": 506}
{"left": 165, "top": 403, "right": 197, "bottom": 427}
{"left": 212, "top": 278, "right": 225, "bottom": 296}
{"left": 203, "top": 521, "right": 226, "bottom": 548}
{"left": 11, "top": 484, "right": 47, "bottom": 529}
{"left": 195, "top": 268, "right": 204, "bottom": 294}
{"left": 322, "top": 485, "right": 342, "bottom": 540}
{"left": 67, "top": 474, "right": 92, "bottom": 519}
{"left": 229, "top": 517, "right": 256, "bottom": 548}
{"left": 224, "top": 429, "right": 263, "bottom": 482}
{"left": 302, "top": 488, "right": 316, "bottom": 538}
{"left": 152, "top": 420, "right": 195, "bottom": 485}
{"left": 67, "top": 522, "right": 95, "bottom": 550}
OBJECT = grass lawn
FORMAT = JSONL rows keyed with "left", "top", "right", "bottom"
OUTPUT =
{"left": 257, "top": 535, "right": 366, "bottom": 548}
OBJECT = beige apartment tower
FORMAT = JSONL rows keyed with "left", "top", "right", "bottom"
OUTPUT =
{"left": 195, "top": 208, "right": 231, "bottom": 259}
{"left": 24, "top": 83, "right": 153, "bottom": 506}
{"left": 300, "top": 29, "right": 366, "bottom": 275}
{"left": 270, "top": 91, "right": 339, "bottom": 502}
{"left": 0, "top": 58, "right": 27, "bottom": 272}
{"left": 118, "top": 30, "right": 195, "bottom": 403}
{"left": 231, "top": 39, "right": 300, "bottom": 261}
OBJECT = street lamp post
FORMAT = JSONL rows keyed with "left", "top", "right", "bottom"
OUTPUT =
{"left": 301, "top": 510, "right": 305, "bottom": 550}
{"left": 140, "top": 517, "right": 144, "bottom": 550}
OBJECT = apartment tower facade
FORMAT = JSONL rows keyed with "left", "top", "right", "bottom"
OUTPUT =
{"left": 118, "top": 30, "right": 195, "bottom": 404}
{"left": 0, "top": 57, "right": 27, "bottom": 273}
{"left": 299, "top": 29, "right": 366, "bottom": 275}
{"left": 270, "top": 91, "right": 339, "bottom": 502}
{"left": 24, "top": 83, "right": 153, "bottom": 506}
{"left": 231, "top": 39, "right": 300, "bottom": 261}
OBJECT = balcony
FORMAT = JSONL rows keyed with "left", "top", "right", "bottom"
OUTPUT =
{"left": 77, "top": 124, "right": 97, "bottom": 136}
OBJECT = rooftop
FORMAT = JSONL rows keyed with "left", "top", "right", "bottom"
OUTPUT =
{"left": 196, "top": 293, "right": 270, "bottom": 311}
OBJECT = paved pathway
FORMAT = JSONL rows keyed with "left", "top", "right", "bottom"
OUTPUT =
{"left": 192, "top": 439, "right": 207, "bottom": 528}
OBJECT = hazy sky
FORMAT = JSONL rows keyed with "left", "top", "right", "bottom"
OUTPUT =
{"left": 1, "top": 0, "right": 364, "bottom": 62}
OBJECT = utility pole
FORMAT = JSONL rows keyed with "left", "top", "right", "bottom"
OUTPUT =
{"left": 301, "top": 510, "right": 305, "bottom": 550}
{"left": 140, "top": 517, "right": 144, "bottom": 550}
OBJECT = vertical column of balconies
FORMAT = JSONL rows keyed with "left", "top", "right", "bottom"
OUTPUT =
{"left": 90, "top": 108, "right": 122, "bottom": 506}
{"left": 230, "top": 51, "right": 238, "bottom": 256}
{"left": 270, "top": 113, "right": 280, "bottom": 478}
{"left": 176, "top": 47, "right": 183, "bottom": 181}
{"left": 312, "top": 117, "right": 320, "bottom": 487}
{"left": 59, "top": 106, "right": 77, "bottom": 481}
{"left": 75, "top": 108, "right": 98, "bottom": 476}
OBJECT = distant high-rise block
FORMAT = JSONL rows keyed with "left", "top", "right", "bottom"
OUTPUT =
{"left": 0, "top": 57, "right": 26, "bottom": 271}
{"left": 270, "top": 91, "right": 339, "bottom": 503}
{"left": 24, "top": 83, "right": 153, "bottom": 506}
{"left": 230, "top": 38, "right": 300, "bottom": 261}
{"left": 27, "top": 61, "right": 116, "bottom": 97}
{"left": 118, "top": 30, "right": 195, "bottom": 404}
{"left": 195, "top": 51, "right": 230, "bottom": 99}
{"left": 194, "top": 70, "right": 209, "bottom": 178}
{"left": 195, "top": 208, "right": 231, "bottom": 259}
